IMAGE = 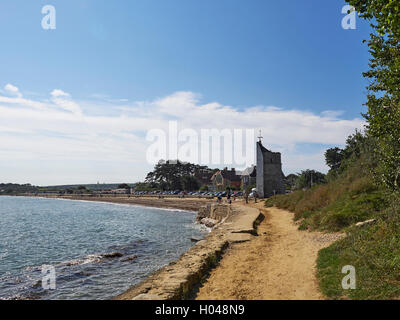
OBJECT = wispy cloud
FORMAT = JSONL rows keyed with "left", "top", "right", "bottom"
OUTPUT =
{"left": 0, "top": 85, "right": 365, "bottom": 184}
{"left": 51, "top": 89, "right": 83, "bottom": 116}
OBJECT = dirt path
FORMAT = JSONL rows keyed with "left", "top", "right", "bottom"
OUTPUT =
{"left": 195, "top": 203, "right": 342, "bottom": 300}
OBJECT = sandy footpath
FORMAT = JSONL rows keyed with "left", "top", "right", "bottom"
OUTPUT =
{"left": 195, "top": 202, "right": 343, "bottom": 300}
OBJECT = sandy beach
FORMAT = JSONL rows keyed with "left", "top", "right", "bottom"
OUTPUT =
{"left": 34, "top": 195, "right": 213, "bottom": 212}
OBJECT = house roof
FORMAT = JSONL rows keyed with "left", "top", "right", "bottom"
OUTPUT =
{"left": 211, "top": 169, "right": 241, "bottom": 182}
{"left": 222, "top": 170, "right": 241, "bottom": 182}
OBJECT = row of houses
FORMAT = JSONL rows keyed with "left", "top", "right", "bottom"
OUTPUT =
{"left": 196, "top": 166, "right": 257, "bottom": 192}
{"left": 195, "top": 140, "right": 286, "bottom": 197}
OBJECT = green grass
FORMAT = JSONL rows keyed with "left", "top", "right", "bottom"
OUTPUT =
{"left": 318, "top": 207, "right": 400, "bottom": 299}
{"left": 265, "top": 162, "right": 388, "bottom": 232}
{"left": 265, "top": 159, "right": 400, "bottom": 299}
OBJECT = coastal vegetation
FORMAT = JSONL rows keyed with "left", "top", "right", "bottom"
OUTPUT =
{"left": 266, "top": 132, "right": 383, "bottom": 231}
{"left": 266, "top": 0, "right": 400, "bottom": 299}
{"left": 0, "top": 183, "right": 135, "bottom": 195}
{"left": 266, "top": 130, "right": 400, "bottom": 299}
{"left": 143, "top": 160, "right": 217, "bottom": 191}
{"left": 0, "top": 183, "right": 38, "bottom": 195}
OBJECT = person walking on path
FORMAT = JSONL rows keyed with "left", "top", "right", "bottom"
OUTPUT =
{"left": 251, "top": 188, "right": 258, "bottom": 203}
{"left": 227, "top": 188, "right": 232, "bottom": 204}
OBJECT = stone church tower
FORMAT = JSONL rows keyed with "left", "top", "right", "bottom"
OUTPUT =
{"left": 256, "top": 141, "right": 286, "bottom": 198}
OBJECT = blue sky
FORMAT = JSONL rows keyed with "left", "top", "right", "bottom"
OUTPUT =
{"left": 0, "top": 0, "right": 371, "bottom": 185}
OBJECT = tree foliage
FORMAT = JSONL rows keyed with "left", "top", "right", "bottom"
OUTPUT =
{"left": 325, "top": 147, "right": 344, "bottom": 172}
{"left": 181, "top": 175, "right": 200, "bottom": 191}
{"left": 0, "top": 183, "right": 38, "bottom": 194}
{"left": 145, "top": 160, "right": 212, "bottom": 191}
{"left": 346, "top": 0, "right": 400, "bottom": 189}
{"left": 295, "top": 170, "right": 326, "bottom": 190}
{"left": 325, "top": 131, "right": 378, "bottom": 182}
{"left": 285, "top": 174, "right": 299, "bottom": 190}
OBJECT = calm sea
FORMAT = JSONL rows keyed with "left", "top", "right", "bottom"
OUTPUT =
{"left": 0, "top": 196, "right": 207, "bottom": 300}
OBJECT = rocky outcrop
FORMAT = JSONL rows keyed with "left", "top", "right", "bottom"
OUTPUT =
{"left": 102, "top": 252, "right": 124, "bottom": 259}
{"left": 116, "top": 230, "right": 229, "bottom": 300}
{"left": 200, "top": 218, "right": 218, "bottom": 228}
{"left": 197, "top": 203, "right": 231, "bottom": 226}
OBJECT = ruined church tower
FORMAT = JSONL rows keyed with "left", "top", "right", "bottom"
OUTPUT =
{"left": 256, "top": 141, "right": 286, "bottom": 198}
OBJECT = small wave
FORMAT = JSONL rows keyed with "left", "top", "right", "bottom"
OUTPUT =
{"left": 191, "top": 221, "right": 212, "bottom": 233}
{"left": 24, "top": 265, "right": 40, "bottom": 272}
{"left": 62, "top": 254, "right": 102, "bottom": 267}
{"left": 23, "top": 240, "right": 147, "bottom": 272}
{"left": 61, "top": 252, "right": 124, "bottom": 267}
{"left": 0, "top": 249, "right": 8, "bottom": 259}
{"left": 23, "top": 251, "right": 128, "bottom": 274}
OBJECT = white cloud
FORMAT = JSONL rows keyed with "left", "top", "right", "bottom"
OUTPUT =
{"left": 4, "top": 83, "right": 22, "bottom": 98}
{"left": 51, "top": 89, "right": 82, "bottom": 115}
{"left": 0, "top": 86, "right": 365, "bottom": 184}
{"left": 51, "top": 89, "right": 70, "bottom": 98}
{"left": 320, "top": 110, "right": 345, "bottom": 118}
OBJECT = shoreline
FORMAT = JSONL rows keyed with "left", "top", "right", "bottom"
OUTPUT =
{"left": 116, "top": 203, "right": 263, "bottom": 300}
{"left": 0, "top": 195, "right": 213, "bottom": 300}
{"left": 3, "top": 195, "right": 262, "bottom": 300}
{"left": 14, "top": 194, "right": 213, "bottom": 212}
{"left": 45, "top": 196, "right": 263, "bottom": 300}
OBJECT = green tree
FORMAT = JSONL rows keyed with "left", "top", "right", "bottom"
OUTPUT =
{"left": 134, "top": 182, "right": 156, "bottom": 192}
{"left": 181, "top": 176, "right": 199, "bottom": 191}
{"left": 346, "top": 0, "right": 400, "bottom": 189}
{"left": 145, "top": 160, "right": 212, "bottom": 191}
{"left": 285, "top": 174, "right": 299, "bottom": 190}
{"left": 342, "top": 131, "right": 368, "bottom": 162}
{"left": 325, "top": 147, "right": 344, "bottom": 172}
{"left": 295, "top": 170, "right": 326, "bottom": 190}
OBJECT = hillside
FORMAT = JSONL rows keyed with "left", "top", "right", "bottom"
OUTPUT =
{"left": 266, "top": 144, "right": 400, "bottom": 299}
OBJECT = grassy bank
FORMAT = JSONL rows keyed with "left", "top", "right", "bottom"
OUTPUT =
{"left": 265, "top": 159, "right": 389, "bottom": 232}
{"left": 317, "top": 206, "right": 400, "bottom": 299}
{"left": 265, "top": 160, "right": 400, "bottom": 299}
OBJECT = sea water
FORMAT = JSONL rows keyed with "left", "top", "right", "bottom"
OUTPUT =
{"left": 0, "top": 196, "right": 207, "bottom": 300}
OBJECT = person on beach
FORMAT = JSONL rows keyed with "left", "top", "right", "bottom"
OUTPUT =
{"left": 244, "top": 190, "right": 249, "bottom": 204}
{"left": 227, "top": 189, "right": 232, "bottom": 204}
